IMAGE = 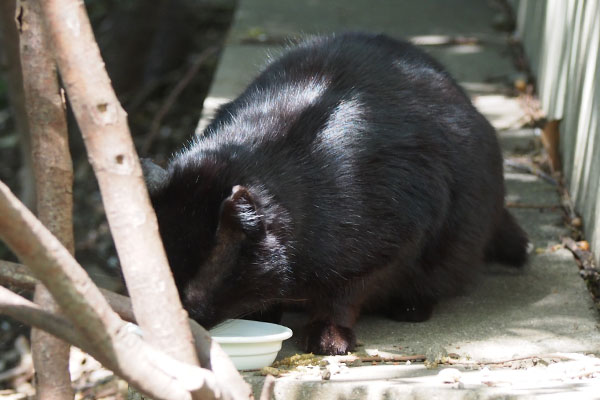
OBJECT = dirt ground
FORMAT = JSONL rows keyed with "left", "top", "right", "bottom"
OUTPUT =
{"left": 0, "top": 0, "right": 235, "bottom": 395}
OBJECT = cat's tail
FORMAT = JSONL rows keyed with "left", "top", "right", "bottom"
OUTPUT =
{"left": 485, "top": 208, "right": 529, "bottom": 267}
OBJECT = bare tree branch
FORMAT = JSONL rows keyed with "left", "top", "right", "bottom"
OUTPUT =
{"left": 0, "top": 180, "right": 225, "bottom": 400}
{"left": 0, "top": 0, "right": 36, "bottom": 210}
{"left": 17, "top": 0, "right": 75, "bottom": 397}
{"left": 0, "top": 261, "right": 254, "bottom": 400}
{"left": 0, "top": 260, "right": 137, "bottom": 324}
{"left": 18, "top": 1, "right": 74, "bottom": 254}
{"left": 0, "top": 286, "right": 228, "bottom": 400}
{"left": 0, "top": 286, "right": 84, "bottom": 351}
{"left": 0, "top": 260, "right": 37, "bottom": 291}
{"left": 36, "top": 0, "right": 201, "bottom": 370}
{"left": 3, "top": 0, "right": 254, "bottom": 397}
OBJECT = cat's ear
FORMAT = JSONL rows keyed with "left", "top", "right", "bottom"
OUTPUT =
{"left": 218, "top": 185, "right": 266, "bottom": 239}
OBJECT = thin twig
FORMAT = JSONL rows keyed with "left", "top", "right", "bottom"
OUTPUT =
{"left": 141, "top": 46, "right": 219, "bottom": 153}
{"left": 446, "top": 353, "right": 575, "bottom": 366}
{"left": 503, "top": 158, "right": 558, "bottom": 185}
{"left": 330, "top": 353, "right": 427, "bottom": 364}
{"left": 360, "top": 354, "right": 426, "bottom": 363}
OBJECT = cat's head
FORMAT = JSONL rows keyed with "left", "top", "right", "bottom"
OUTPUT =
{"left": 141, "top": 157, "right": 290, "bottom": 328}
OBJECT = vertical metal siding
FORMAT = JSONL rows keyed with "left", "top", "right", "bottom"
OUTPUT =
{"left": 515, "top": 0, "right": 600, "bottom": 263}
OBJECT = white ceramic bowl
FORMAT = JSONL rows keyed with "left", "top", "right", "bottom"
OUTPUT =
{"left": 209, "top": 319, "right": 293, "bottom": 370}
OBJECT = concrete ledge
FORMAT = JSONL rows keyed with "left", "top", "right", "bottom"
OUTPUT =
{"left": 245, "top": 357, "right": 600, "bottom": 400}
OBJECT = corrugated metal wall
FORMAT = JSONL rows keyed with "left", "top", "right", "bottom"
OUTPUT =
{"left": 514, "top": 0, "right": 600, "bottom": 263}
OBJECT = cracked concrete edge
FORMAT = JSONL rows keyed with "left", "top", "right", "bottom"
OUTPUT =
{"left": 244, "top": 354, "right": 600, "bottom": 400}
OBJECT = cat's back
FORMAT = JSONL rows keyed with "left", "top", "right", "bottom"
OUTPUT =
{"left": 201, "top": 33, "right": 472, "bottom": 145}
{"left": 178, "top": 34, "right": 490, "bottom": 273}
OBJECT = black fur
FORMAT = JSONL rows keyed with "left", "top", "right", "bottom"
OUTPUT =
{"left": 147, "top": 33, "right": 528, "bottom": 355}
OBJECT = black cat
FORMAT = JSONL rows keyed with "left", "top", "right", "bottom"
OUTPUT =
{"left": 142, "top": 33, "right": 528, "bottom": 355}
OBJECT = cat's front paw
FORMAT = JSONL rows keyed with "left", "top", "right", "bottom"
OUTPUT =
{"left": 303, "top": 321, "right": 356, "bottom": 355}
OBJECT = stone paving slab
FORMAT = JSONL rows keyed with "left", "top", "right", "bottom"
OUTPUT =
{"left": 196, "top": 46, "right": 525, "bottom": 134}
{"left": 227, "top": 0, "right": 503, "bottom": 43}
{"left": 196, "top": 43, "right": 527, "bottom": 133}
{"left": 197, "top": 0, "right": 600, "bottom": 397}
